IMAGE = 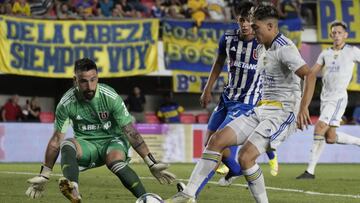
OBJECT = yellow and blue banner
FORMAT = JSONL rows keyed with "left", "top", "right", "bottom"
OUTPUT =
{"left": 0, "top": 16, "right": 159, "bottom": 78}
{"left": 317, "top": 0, "right": 360, "bottom": 43}
{"left": 173, "top": 71, "right": 228, "bottom": 93}
{"left": 163, "top": 19, "right": 302, "bottom": 72}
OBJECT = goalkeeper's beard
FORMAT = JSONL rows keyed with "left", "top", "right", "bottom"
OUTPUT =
{"left": 83, "top": 90, "right": 95, "bottom": 100}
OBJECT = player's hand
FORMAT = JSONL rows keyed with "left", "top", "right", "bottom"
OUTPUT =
{"left": 25, "top": 165, "right": 52, "bottom": 199}
{"left": 200, "top": 90, "right": 212, "bottom": 108}
{"left": 144, "top": 153, "right": 176, "bottom": 184}
{"left": 297, "top": 107, "right": 311, "bottom": 130}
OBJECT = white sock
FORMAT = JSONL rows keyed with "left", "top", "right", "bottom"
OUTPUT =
{"left": 306, "top": 134, "right": 325, "bottom": 175}
{"left": 336, "top": 132, "right": 360, "bottom": 146}
{"left": 184, "top": 149, "right": 221, "bottom": 198}
{"left": 243, "top": 164, "right": 268, "bottom": 203}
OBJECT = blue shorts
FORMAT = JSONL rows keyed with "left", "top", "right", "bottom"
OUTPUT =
{"left": 207, "top": 94, "right": 255, "bottom": 131}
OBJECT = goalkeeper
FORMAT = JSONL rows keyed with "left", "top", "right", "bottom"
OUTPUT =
{"left": 25, "top": 58, "right": 176, "bottom": 202}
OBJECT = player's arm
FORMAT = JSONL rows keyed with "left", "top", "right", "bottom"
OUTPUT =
{"left": 200, "top": 35, "right": 227, "bottom": 108}
{"left": 295, "top": 64, "right": 318, "bottom": 130}
{"left": 122, "top": 123, "right": 149, "bottom": 158}
{"left": 113, "top": 94, "right": 176, "bottom": 184}
{"left": 43, "top": 130, "right": 65, "bottom": 168}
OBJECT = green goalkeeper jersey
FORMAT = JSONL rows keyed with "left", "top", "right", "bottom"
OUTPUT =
{"left": 55, "top": 83, "right": 133, "bottom": 140}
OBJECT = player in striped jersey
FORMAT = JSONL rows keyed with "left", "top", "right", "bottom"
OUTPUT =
{"left": 166, "top": 5, "right": 316, "bottom": 203}
{"left": 199, "top": 1, "right": 278, "bottom": 187}
{"left": 296, "top": 21, "right": 360, "bottom": 179}
{"left": 25, "top": 58, "right": 175, "bottom": 202}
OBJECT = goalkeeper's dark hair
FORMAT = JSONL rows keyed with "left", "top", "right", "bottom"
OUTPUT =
{"left": 234, "top": 1, "right": 255, "bottom": 18}
{"left": 74, "top": 58, "right": 98, "bottom": 73}
{"left": 253, "top": 4, "right": 279, "bottom": 21}
{"left": 330, "top": 20, "right": 348, "bottom": 31}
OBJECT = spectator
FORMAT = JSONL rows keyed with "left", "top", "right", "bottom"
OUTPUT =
{"left": 12, "top": 0, "right": 31, "bottom": 16}
{"left": 165, "top": 0, "right": 186, "bottom": 19}
{"left": 207, "top": 0, "right": 226, "bottom": 21}
{"left": 0, "top": 0, "right": 12, "bottom": 15}
{"left": 157, "top": 92, "right": 184, "bottom": 123}
{"left": 23, "top": 97, "right": 41, "bottom": 122}
{"left": 76, "top": 0, "right": 97, "bottom": 18}
{"left": 57, "top": 2, "right": 78, "bottom": 19}
{"left": 125, "top": 86, "right": 146, "bottom": 123}
{"left": 187, "top": 0, "right": 208, "bottom": 27}
{"left": 151, "top": 0, "right": 166, "bottom": 18}
{"left": 1, "top": 95, "right": 22, "bottom": 122}
{"left": 276, "top": 0, "right": 301, "bottom": 19}
{"left": 125, "top": 0, "right": 148, "bottom": 15}
{"left": 29, "top": 0, "right": 54, "bottom": 16}
{"left": 98, "top": 0, "right": 113, "bottom": 17}
{"left": 116, "top": 0, "right": 140, "bottom": 17}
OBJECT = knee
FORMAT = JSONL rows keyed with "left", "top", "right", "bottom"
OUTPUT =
{"left": 105, "top": 151, "right": 126, "bottom": 166}
{"left": 106, "top": 160, "right": 127, "bottom": 174}
{"left": 325, "top": 133, "right": 336, "bottom": 144}
{"left": 60, "top": 139, "right": 77, "bottom": 153}
{"left": 207, "top": 133, "right": 225, "bottom": 150}
{"left": 238, "top": 151, "right": 252, "bottom": 168}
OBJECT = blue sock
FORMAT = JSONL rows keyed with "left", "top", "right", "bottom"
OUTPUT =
{"left": 222, "top": 145, "right": 242, "bottom": 176}
{"left": 266, "top": 151, "right": 275, "bottom": 160}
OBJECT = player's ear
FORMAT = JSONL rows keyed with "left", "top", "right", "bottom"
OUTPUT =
{"left": 329, "top": 32, "right": 333, "bottom": 39}
{"left": 344, "top": 31, "right": 348, "bottom": 39}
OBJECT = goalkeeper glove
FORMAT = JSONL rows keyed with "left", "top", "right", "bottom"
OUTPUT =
{"left": 25, "top": 165, "right": 52, "bottom": 199}
{"left": 144, "top": 153, "right": 176, "bottom": 184}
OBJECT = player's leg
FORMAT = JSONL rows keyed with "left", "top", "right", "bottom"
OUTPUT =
{"left": 239, "top": 139, "right": 268, "bottom": 203}
{"left": 105, "top": 137, "right": 146, "bottom": 198}
{"left": 206, "top": 97, "right": 229, "bottom": 175}
{"left": 216, "top": 104, "right": 255, "bottom": 180}
{"left": 166, "top": 110, "right": 258, "bottom": 202}
{"left": 296, "top": 120, "right": 328, "bottom": 179}
{"left": 59, "top": 138, "right": 83, "bottom": 202}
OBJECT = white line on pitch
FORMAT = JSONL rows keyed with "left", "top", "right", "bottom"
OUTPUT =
{"left": 2, "top": 171, "right": 360, "bottom": 199}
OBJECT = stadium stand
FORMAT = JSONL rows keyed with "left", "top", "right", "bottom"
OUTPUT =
{"left": 145, "top": 112, "right": 161, "bottom": 123}
{"left": 179, "top": 113, "right": 196, "bottom": 124}
{"left": 39, "top": 112, "right": 55, "bottom": 123}
{"left": 196, "top": 113, "right": 209, "bottom": 124}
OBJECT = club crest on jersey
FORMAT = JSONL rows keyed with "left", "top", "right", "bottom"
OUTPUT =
{"left": 98, "top": 111, "right": 109, "bottom": 120}
{"left": 253, "top": 49, "right": 258, "bottom": 60}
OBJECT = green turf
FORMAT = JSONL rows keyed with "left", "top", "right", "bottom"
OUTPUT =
{"left": 1, "top": 163, "right": 359, "bottom": 203}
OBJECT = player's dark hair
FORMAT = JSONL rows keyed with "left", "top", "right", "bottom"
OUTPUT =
{"left": 74, "top": 58, "right": 98, "bottom": 73}
{"left": 234, "top": 1, "right": 255, "bottom": 18}
{"left": 330, "top": 20, "right": 348, "bottom": 31}
{"left": 253, "top": 4, "right": 279, "bottom": 21}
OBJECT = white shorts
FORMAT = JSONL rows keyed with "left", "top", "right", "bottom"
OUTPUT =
{"left": 227, "top": 107, "right": 296, "bottom": 154}
{"left": 319, "top": 98, "right": 347, "bottom": 127}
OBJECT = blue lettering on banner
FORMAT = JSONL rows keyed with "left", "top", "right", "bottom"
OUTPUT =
{"left": 319, "top": 1, "right": 336, "bottom": 39}
{"left": 107, "top": 44, "right": 149, "bottom": 73}
{"left": 341, "top": 0, "right": 355, "bottom": 38}
{"left": 177, "top": 74, "right": 189, "bottom": 91}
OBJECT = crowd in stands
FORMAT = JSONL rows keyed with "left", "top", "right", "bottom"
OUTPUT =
{"left": 0, "top": 95, "right": 43, "bottom": 122}
{"left": 0, "top": 0, "right": 315, "bottom": 25}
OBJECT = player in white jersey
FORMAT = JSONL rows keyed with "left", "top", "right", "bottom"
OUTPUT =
{"left": 296, "top": 21, "right": 360, "bottom": 179}
{"left": 166, "top": 5, "right": 316, "bottom": 203}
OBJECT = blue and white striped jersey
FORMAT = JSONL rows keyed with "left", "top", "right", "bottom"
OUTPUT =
{"left": 218, "top": 29, "right": 263, "bottom": 105}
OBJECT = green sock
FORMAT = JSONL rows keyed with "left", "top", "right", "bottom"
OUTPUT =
{"left": 60, "top": 144, "right": 79, "bottom": 183}
{"left": 107, "top": 161, "right": 146, "bottom": 198}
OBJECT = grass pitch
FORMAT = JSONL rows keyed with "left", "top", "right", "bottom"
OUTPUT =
{"left": 1, "top": 163, "right": 359, "bottom": 203}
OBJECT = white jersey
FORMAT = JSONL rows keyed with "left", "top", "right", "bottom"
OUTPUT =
{"left": 317, "top": 44, "right": 360, "bottom": 101}
{"left": 257, "top": 33, "right": 306, "bottom": 112}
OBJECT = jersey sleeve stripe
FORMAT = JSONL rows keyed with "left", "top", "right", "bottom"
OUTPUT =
{"left": 99, "top": 86, "right": 118, "bottom": 98}
{"left": 99, "top": 89, "right": 117, "bottom": 100}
